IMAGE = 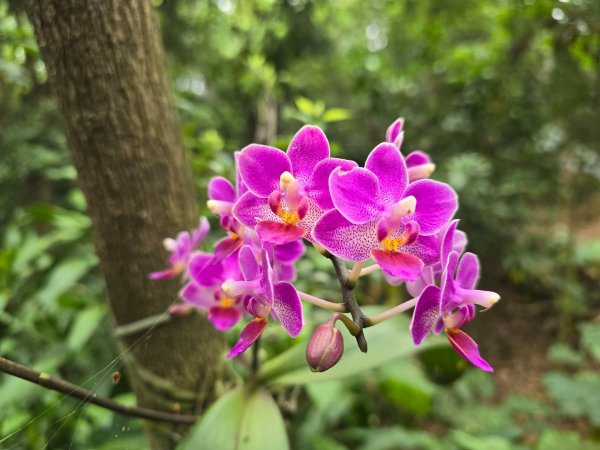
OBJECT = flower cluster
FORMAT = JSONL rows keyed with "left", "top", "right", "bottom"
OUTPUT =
{"left": 151, "top": 118, "right": 499, "bottom": 371}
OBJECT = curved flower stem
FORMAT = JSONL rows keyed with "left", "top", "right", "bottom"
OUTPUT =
{"left": 359, "top": 264, "right": 381, "bottom": 277}
{"left": 346, "top": 261, "right": 363, "bottom": 288}
{"left": 330, "top": 313, "right": 362, "bottom": 336}
{"left": 298, "top": 291, "right": 347, "bottom": 312}
{"left": 363, "top": 298, "right": 418, "bottom": 327}
{"left": 327, "top": 255, "right": 368, "bottom": 353}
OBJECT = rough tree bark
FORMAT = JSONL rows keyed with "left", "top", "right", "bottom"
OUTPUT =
{"left": 26, "top": 1, "right": 223, "bottom": 448}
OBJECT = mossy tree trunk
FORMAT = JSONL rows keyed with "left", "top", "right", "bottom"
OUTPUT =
{"left": 26, "top": 1, "right": 223, "bottom": 447}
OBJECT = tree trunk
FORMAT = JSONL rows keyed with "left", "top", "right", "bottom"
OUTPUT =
{"left": 26, "top": 1, "right": 223, "bottom": 448}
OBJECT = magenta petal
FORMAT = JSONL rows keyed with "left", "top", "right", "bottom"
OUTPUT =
{"left": 402, "top": 234, "right": 440, "bottom": 266}
{"left": 188, "top": 253, "right": 223, "bottom": 286}
{"left": 287, "top": 125, "right": 330, "bottom": 184}
{"left": 404, "top": 180, "right": 458, "bottom": 235}
{"left": 208, "top": 177, "right": 236, "bottom": 202}
{"left": 371, "top": 250, "right": 424, "bottom": 281}
{"left": 227, "top": 319, "right": 268, "bottom": 358}
{"left": 456, "top": 252, "right": 480, "bottom": 290}
{"left": 275, "top": 240, "right": 305, "bottom": 262}
{"left": 180, "top": 282, "right": 214, "bottom": 309}
{"left": 330, "top": 167, "right": 383, "bottom": 224}
{"left": 307, "top": 158, "right": 358, "bottom": 210}
{"left": 365, "top": 143, "right": 408, "bottom": 205}
{"left": 256, "top": 221, "right": 306, "bottom": 245}
{"left": 234, "top": 151, "right": 248, "bottom": 196}
{"left": 275, "top": 262, "right": 296, "bottom": 282}
{"left": 406, "top": 265, "right": 434, "bottom": 297}
{"left": 440, "top": 251, "right": 460, "bottom": 311}
{"left": 446, "top": 329, "right": 493, "bottom": 372}
{"left": 313, "top": 210, "right": 379, "bottom": 261}
{"left": 149, "top": 269, "right": 176, "bottom": 280}
{"left": 272, "top": 281, "right": 303, "bottom": 337}
{"left": 410, "top": 285, "right": 442, "bottom": 345}
{"left": 440, "top": 219, "right": 460, "bottom": 267}
{"left": 386, "top": 118, "right": 404, "bottom": 144}
{"left": 238, "top": 144, "right": 291, "bottom": 197}
{"left": 233, "top": 191, "right": 279, "bottom": 228}
{"left": 208, "top": 306, "right": 242, "bottom": 331}
{"left": 405, "top": 151, "right": 431, "bottom": 167}
{"left": 214, "top": 236, "right": 243, "bottom": 262}
{"left": 239, "top": 245, "right": 259, "bottom": 281}
{"left": 260, "top": 250, "right": 274, "bottom": 303}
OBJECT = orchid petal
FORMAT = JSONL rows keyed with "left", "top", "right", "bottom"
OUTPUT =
{"left": 233, "top": 191, "right": 279, "bottom": 228}
{"left": 275, "top": 240, "right": 305, "bottom": 263}
{"left": 208, "top": 306, "right": 242, "bottom": 331}
{"left": 238, "top": 144, "right": 291, "bottom": 197}
{"left": 456, "top": 252, "right": 480, "bottom": 290}
{"left": 213, "top": 236, "right": 243, "bottom": 262}
{"left": 180, "top": 282, "right": 214, "bottom": 309}
{"left": 313, "top": 210, "right": 379, "bottom": 261}
{"left": 256, "top": 221, "right": 306, "bottom": 245}
{"left": 227, "top": 318, "right": 268, "bottom": 358}
{"left": 446, "top": 329, "right": 493, "bottom": 372}
{"left": 272, "top": 281, "right": 303, "bottom": 337}
{"left": 149, "top": 269, "right": 177, "bottom": 280}
{"left": 208, "top": 177, "right": 236, "bottom": 202}
{"left": 239, "top": 245, "right": 259, "bottom": 281}
{"left": 406, "top": 265, "right": 434, "bottom": 297}
{"left": 410, "top": 285, "right": 442, "bottom": 345}
{"left": 188, "top": 253, "right": 222, "bottom": 286}
{"left": 402, "top": 234, "right": 440, "bottom": 266}
{"left": 330, "top": 167, "right": 383, "bottom": 224}
{"left": 307, "top": 158, "right": 358, "bottom": 210}
{"left": 405, "top": 151, "right": 431, "bottom": 167}
{"left": 440, "top": 251, "right": 460, "bottom": 312}
{"left": 441, "top": 220, "right": 460, "bottom": 267}
{"left": 287, "top": 125, "right": 330, "bottom": 185}
{"left": 371, "top": 250, "right": 424, "bottom": 281}
{"left": 404, "top": 180, "right": 458, "bottom": 235}
{"left": 365, "top": 142, "right": 408, "bottom": 205}
{"left": 386, "top": 118, "right": 404, "bottom": 145}
{"left": 261, "top": 250, "right": 274, "bottom": 303}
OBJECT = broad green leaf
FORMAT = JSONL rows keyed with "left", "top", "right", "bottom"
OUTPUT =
{"left": 344, "top": 427, "right": 443, "bottom": 450}
{"left": 179, "top": 387, "right": 289, "bottom": 450}
{"left": 322, "top": 108, "right": 351, "bottom": 123}
{"left": 36, "top": 253, "right": 98, "bottom": 306}
{"left": 67, "top": 303, "right": 106, "bottom": 351}
{"left": 579, "top": 322, "right": 600, "bottom": 363}
{"left": 450, "top": 430, "right": 512, "bottom": 450}
{"left": 546, "top": 343, "right": 583, "bottom": 366}
{"left": 536, "top": 429, "right": 600, "bottom": 450}
{"left": 544, "top": 371, "right": 600, "bottom": 426}
{"left": 263, "top": 309, "right": 441, "bottom": 386}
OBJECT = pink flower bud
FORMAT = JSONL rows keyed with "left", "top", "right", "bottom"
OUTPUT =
{"left": 168, "top": 303, "right": 195, "bottom": 317}
{"left": 306, "top": 323, "right": 344, "bottom": 372}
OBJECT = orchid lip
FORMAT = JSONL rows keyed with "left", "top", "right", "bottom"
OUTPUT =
{"left": 163, "top": 237, "right": 177, "bottom": 252}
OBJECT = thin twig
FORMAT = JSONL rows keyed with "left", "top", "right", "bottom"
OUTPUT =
{"left": 298, "top": 291, "right": 347, "bottom": 312}
{"left": 0, "top": 356, "right": 198, "bottom": 425}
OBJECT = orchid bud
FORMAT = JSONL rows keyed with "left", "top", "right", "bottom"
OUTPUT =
{"left": 168, "top": 303, "right": 195, "bottom": 317}
{"left": 306, "top": 323, "right": 344, "bottom": 372}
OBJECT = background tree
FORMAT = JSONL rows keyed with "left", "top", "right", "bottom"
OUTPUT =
{"left": 24, "top": 1, "right": 223, "bottom": 448}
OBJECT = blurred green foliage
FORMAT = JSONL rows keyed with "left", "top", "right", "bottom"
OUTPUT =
{"left": 1, "top": 0, "right": 599, "bottom": 448}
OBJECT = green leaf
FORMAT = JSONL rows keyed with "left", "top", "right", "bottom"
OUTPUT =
{"left": 546, "top": 343, "right": 583, "bottom": 366}
{"left": 178, "top": 387, "right": 289, "bottom": 450}
{"left": 322, "top": 108, "right": 351, "bottom": 123}
{"left": 450, "top": 430, "right": 512, "bottom": 450}
{"left": 263, "top": 309, "right": 440, "bottom": 386}
{"left": 579, "top": 322, "right": 600, "bottom": 363}
{"left": 544, "top": 371, "right": 600, "bottom": 426}
{"left": 295, "top": 97, "right": 315, "bottom": 116}
{"left": 67, "top": 303, "right": 106, "bottom": 351}
{"left": 36, "top": 253, "right": 98, "bottom": 306}
{"left": 536, "top": 429, "right": 600, "bottom": 450}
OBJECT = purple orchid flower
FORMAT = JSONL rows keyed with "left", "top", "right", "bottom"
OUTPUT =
{"left": 224, "top": 245, "right": 304, "bottom": 358}
{"left": 206, "top": 153, "right": 252, "bottom": 261}
{"left": 409, "top": 250, "right": 499, "bottom": 371}
{"left": 232, "top": 126, "right": 357, "bottom": 245}
{"left": 179, "top": 250, "right": 245, "bottom": 331}
{"left": 149, "top": 218, "right": 210, "bottom": 280}
{"left": 313, "top": 142, "right": 457, "bottom": 281}
{"left": 385, "top": 118, "right": 435, "bottom": 182}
